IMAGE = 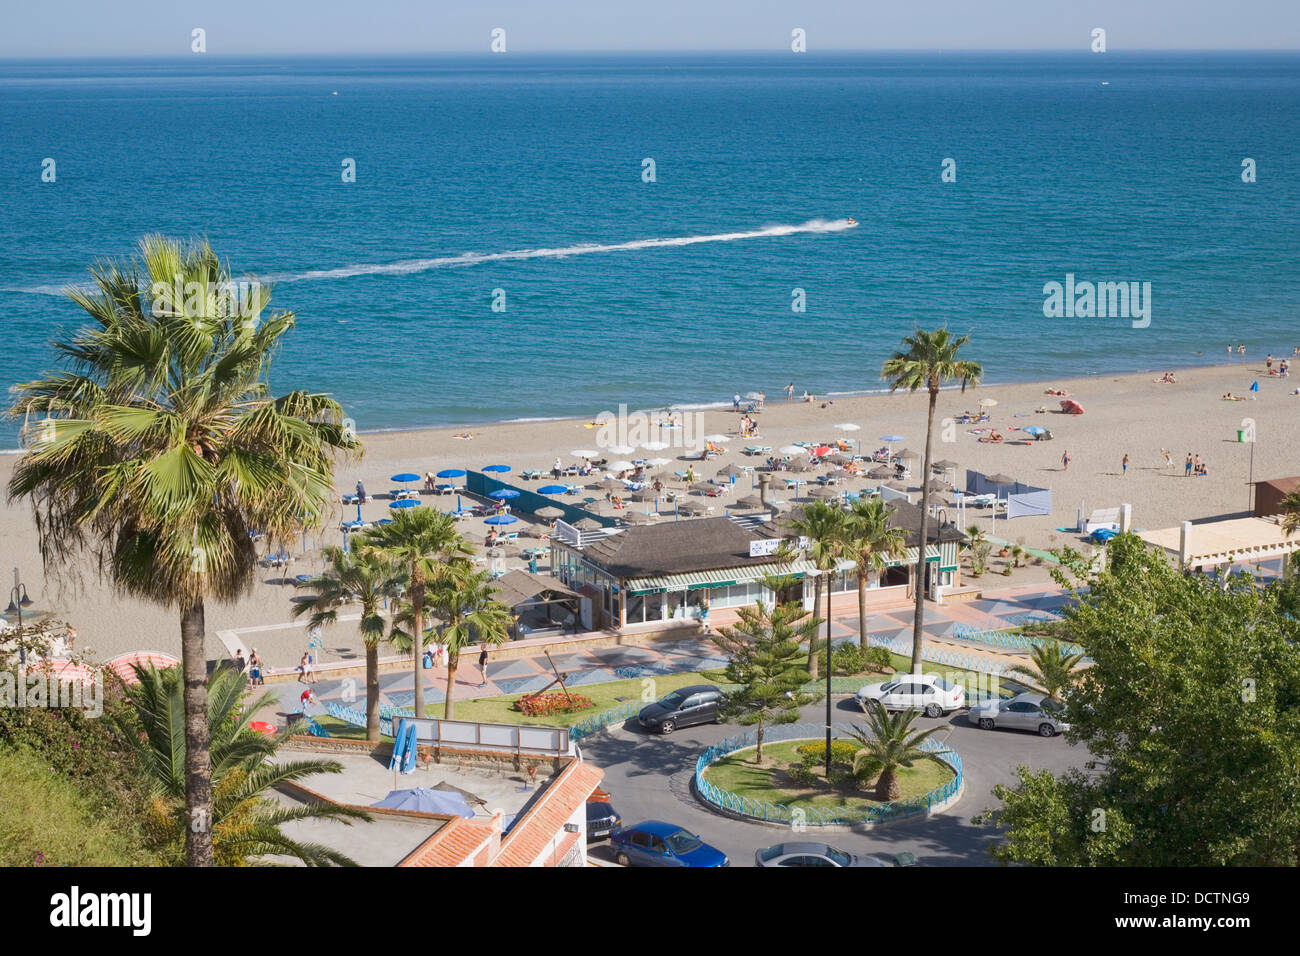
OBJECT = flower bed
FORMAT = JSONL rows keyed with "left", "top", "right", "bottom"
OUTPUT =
{"left": 513, "top": 691, "right": 595, "bottom": 717}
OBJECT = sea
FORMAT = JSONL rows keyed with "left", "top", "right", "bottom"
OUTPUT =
{"left": 2, "top": 51, "right": 1299, "bottom": 449}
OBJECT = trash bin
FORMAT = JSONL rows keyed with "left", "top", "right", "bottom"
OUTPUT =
{"left": 1237, "top": 429, "right": 1246, "bottom": 442}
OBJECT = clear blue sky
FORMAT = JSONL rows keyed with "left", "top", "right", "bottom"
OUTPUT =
{"left": 2, "top": 0, "right": 1298, "bottom": 58}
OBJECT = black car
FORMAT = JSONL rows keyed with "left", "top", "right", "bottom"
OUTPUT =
{"left": 586, "top": 800, "right": 622, "bottom": 842}
{"left": 637, "top": 684, "right": 725, "bottom": 734}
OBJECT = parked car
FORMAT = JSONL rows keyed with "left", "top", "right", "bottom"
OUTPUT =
{"left": 586, "top": 800, "right": 622, "bottom": 842}
{"left": 967, "top": 692, "right": 1069, "bottom": 736}
{"left": 855, "top": 674, "right": 965, "bottom": 717}
{"left": 637, "top": 684, "right": 725, "bottom": 734}
{"left": 755, "top": 842, "right": 896, "bottom": 867}
{"left": 611, "top": 821, "right": 729, "bottom": 867}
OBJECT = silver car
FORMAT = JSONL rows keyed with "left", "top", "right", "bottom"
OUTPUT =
{"left": 967, "top": 692, "right": 1069, "bottom": 736}
{"left": 755, "top": 842, "right": 891, "bottom": 867}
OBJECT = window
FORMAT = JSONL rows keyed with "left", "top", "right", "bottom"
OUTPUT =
{"left": 626, "top": 593, "right": 645, "bottom": 623}
{"left": 780, "top": 856, "right": 833, "bottom": 867}
{"left": 630, "top": 832, "right": 651, "bottom": 849}
{"left": 680, "top": 695, "right": 701, "bottom": 709}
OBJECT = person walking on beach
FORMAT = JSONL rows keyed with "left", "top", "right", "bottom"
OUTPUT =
{"left": 785, "top": 382, "right": 794, "bottom": 401}
{"left": 1161, "top": 448, "right": 1173, "bottom": 469}
{"left": 478, "top": 644, "right": 490, "bottom": 688}
{"left": 248, "top": 648, "right": 263, "bottom": 686}
{"left": 1185, "top": 453, "right": 1193, "bottom": 476}
{"left": 733, "top": 392, "right": 741, "bottom": 411}
{"left": 234, "top": 650, "right": 246, "bottom": 676}
{"left": 1121, "top": 453, "right": 1129, "bottom": 477}
{"left": 1061, "top": 450, "right": 1071, "bottom": 471}
{"left": 1194, "top": 454, "right": 1202, "bottom": 475}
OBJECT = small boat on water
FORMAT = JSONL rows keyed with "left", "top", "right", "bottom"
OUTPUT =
{"left": 846, "top": 217, "right": 858, "bottom": 226}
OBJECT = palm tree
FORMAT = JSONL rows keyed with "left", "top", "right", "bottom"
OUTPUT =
{"left": 1009, "top": 639, "right": 1085, "bottom": 702}
{"left": 427, "top": 563, "right": 513, "bottom": 719}
{"left": 781, "top": 500, "right": 848, "bottom": 679}
{"left": 115, "top": 664, "right": 368, "bottom": 865}
{"left": 846, "top": 700, "right": 951, "bottom": 801}
{"left": 359, "top": 508, "right": 469, "bottom": 718}
{"left": 1279, "top": 489, "right": 1300, "bottom": 536}
{"left": 7, "top": 237, "right": 357, "bottom": 866}
{"left": 843, "top": 497, "right": 908, "bottom": 650}
{"left": 293, "top": 546, "right": 405, "bottom": 741}
{"left": 881, "top": 329, "right": 983, "bottom": 674}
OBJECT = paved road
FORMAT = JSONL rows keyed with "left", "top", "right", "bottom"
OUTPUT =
{"left": 579, "top": 695, "right": 1089, "bottom": 867}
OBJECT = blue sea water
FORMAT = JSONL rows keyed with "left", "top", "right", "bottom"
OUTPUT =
{"left": 1, "top": 51, "right": 1299, "bottom": 448}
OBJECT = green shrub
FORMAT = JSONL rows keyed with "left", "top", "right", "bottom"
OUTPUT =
{"left": 831, "top": 643, "right": 863, "bottom": 675}
{"left": 795, "top": 740, "right": 859, "bottom": 766}
{"left": 786, "top": 763, "right": 818, "bottom": 787}
{"left": 862, "top": 646, "right": 893, "bottom": 671}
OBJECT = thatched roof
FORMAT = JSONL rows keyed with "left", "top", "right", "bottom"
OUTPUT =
{"left": 577, "top": 516, "right": 780, "bottom": 578}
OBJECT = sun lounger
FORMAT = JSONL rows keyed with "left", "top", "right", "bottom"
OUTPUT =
{"left": 743, "top": 445, "right": 772, "bottom": 456}
{"left": 520, "top": 470, "right": 544, "bottom": 480}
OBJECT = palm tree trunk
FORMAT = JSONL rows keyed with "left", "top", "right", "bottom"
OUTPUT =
{"left": 756, "top": 719, "right": 764, "bottom": 762}
{"left": 365, "top": 642, "right": 380, "bottom": 742}
{"left": 807, "top": 578, "right": 822, "bottom": 679}
{"left": 411, "top": 570, "right": 425, "bottom": 719}
{"left": 877, "top": 765, "right": 901, "bottom": 801}
{"left": 444, "top": 652, "right": 458, "bottom": 719}
{"left": 910, "top": 390, "right": 938, "bottom": 674}
{"left": 181, "top": 600, "right": 214, "bottom": 867}
{"left": 857, "top": 569, "right": 869, "bottom": 649}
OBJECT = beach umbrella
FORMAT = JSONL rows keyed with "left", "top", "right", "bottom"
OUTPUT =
{"left": 537, "top": 484, "right": 569, "bottom": 494}
{"left": 573, "top": 517, "right": 602, "bottom": 530}
{"left": 778, "top": 444, "right": 805, "bottom": 456}
{"left": 716, "top": 463, "right": 744, "bottom": 477}
{"left": 867, "top": 466, "right": 893, "bottom": 480}
{"left": 825, "top": 454, "right": 851, "bottom": 466}
{"left": 535, "top": 506, "right": 564, "bottom": 519}
{"left": 744, "top": 391, "right": 764, "bottom": 400}
{"left": 639, "top": 441, "right": 670, "bottom": 451}
{"left": 436, "top": 468, "right": 466, "bottom": 479}
{"left": 886, "top": 481, "right": 909, "bottom": 491}
{"left": 977, "top": 399, "right": 998, "bottom": 408}
{"left": 608, "top": 460, "right": 636, "bottom": 472}
{"left": 897, "top": 448, "right": 919, "bottom": 461}
{"left": 787, "top": 460, "right": 813, "bottom": 472}
{"left": 389, "top": 499, "right": 419, "bottom": 510}
{"left": 812, "top": 445, "right": 834, "bottom": 457}
{"left": 879, "top": 435, "right": 905, "bottom": 450}
{"left": 372, "top": 787, "right": 474, "bottom": 818}
{"left": 1059, "top": 399, "right": 1085, "bottom": 415}
{"left": 630, "top": 489, "right": 657, "bottom": 502}
{"left": 834, "top": 423, "right": 860, "bottom": 432}
{"left": 482, "top": 464, "right": 511, "bottom": 473}
{"left": 646, "top": 457, "right": 671, "bottom": 467}
{"left": 932, "top": 458, "right": 959, "bottom": 470}
{"left": 736, "top": 495, "right": 764, "bottom": 509}
{"left": 678, "top": 499, "right": 708, "bottom": 513}
{"left": 595, "top": 477, "right": 624, "bottom": 491}
{"left": 925, "top": 479, "right": 950, "bottom": 492}
{"left": 986, "top": 473, "right": 1017, "bottom": 486}
{"left": 607, "top": 445, "right": 636, "bottom": 456}
{"left": 391, "top": 472, "right": 421, "bottom": 484}
{"left": 485, "top": 514, "right": 518, "bottom": 525}
{"left": 1250, "top": 381, "right": 1260, "bottom": 393}
{"left": 488, "top": 489, "right": 520, "bottom": 500}
{"left": 704, "top": 434, "right": 731, "bottom": 444}
{"left": 571, "top": 449, "right": 599, "bottom": 459}
{"left": 808, "top": 485, "right": 838, "bottom": 498}
{"left": 1022, "top": 426, "right": 1047, "bottom": 436}
{"left": 621, "top": 511, "right": 653, "bottom": 525}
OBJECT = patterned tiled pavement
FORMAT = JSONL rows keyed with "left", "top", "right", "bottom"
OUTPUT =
{"left": 307, "top": 583, "right": 1079, "bottom": 710}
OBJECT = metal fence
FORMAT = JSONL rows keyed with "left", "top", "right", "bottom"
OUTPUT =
{"left": 950, "top": 622, "right": 1087, "bottom": 659}
{"left": 694, "top": 721, "right": 962, "bottom": 826}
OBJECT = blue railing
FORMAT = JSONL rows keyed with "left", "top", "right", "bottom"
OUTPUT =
{"left": 694, "top": 722, "right": 962, "bottom": 826}
{"left": 950, "top": 622, "right": 1087, "bottom": 659}
{"left": 570, "top": 700, "right": 643, "bottom": 740}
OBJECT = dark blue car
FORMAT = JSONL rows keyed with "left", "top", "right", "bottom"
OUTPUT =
{"left": 610, "top": 821, "right": 729, "bottom": 867}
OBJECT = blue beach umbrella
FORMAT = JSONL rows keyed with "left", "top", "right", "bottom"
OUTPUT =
{"left": 1250, "top": 381, "right": 1260, "bottom": 393}
{"left": 371, "top": 787, "right": 474, "bottom": 818}
{"left": 391, "top": 472, "right": 421, "bottom": 483}
{"left": 436, "top": 468, "right": 467, "bottom": 479}
{"left": 488, "top": 489, "right": 520, "bottom": 500}
{"left": 484, "top": 514, "right": 518, "bottom": 525}
{"left": 538, "top": 484, "right": 569, "bottom": 494}
{"left": 1023, "top": 425, "right": 1047, "bottom": 436}
{"left": 483, "top": 464, "right": 511, "bottom": 473}
{"left": 389, "top": 499, "right": 419, "bottom": 510}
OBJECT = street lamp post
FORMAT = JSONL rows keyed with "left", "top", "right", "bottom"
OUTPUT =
{"left": 824, "top": 568, "right": 833, "bottom": 779}
{"left": 6, "top": 568, "right": 35, "bottom": 666}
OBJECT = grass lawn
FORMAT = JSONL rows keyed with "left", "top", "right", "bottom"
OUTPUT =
{"left": 447, "top": 670, "right": 713, "bottom": 726}
{"left": 311, "top": 714, "right": 390, "bottom": 741}
{"left": 702, "top": 738, "right": 954, "bottom": 809}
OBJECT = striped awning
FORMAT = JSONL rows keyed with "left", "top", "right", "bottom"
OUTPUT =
{"left": 624, "top": 546, "right": 940, "bottom": 594}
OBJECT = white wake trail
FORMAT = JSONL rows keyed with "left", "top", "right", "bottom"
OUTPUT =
{"left": 272, "top": 218, "right": 856, "bottom": 283}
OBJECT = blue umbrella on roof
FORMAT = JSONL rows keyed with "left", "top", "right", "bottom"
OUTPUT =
{"left": 489, "top": 489, "right": 520, "bottom": 500}
{"left": 389, "top": 499, "right": 419, "bottom": 509}
{"left": 436, "top": 468, "right": 467, "bottom": 479}
{"left": 484, "top": 514, "right": 518, "bottom": 525}
{"left": 483, "top": 464, "right": 511, "bottom": 473}
{"left": 538, "top": 484, "right": 569, "bottom": 494}
{"left": 371, "top": 787, "right": 474, "bottom": 818}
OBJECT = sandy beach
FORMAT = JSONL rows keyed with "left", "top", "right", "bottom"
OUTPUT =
{"left": 3, "top": 359, "right": 1297, "bottom": 667}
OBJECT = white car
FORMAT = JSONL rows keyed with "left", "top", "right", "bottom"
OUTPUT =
{"left": 855, "top": 674, "right": 965, "bottom": 718}
{"left": 967, "top": 692, "right": 1069, "bottom": 736}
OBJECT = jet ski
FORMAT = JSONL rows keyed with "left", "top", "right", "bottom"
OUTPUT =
{"left": 846, "top": 217, "right": 858, "bottom": 226}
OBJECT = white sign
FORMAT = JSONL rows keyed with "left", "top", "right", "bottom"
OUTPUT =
{"left": 749, "top": 539, "right": 781, "bottom": 557}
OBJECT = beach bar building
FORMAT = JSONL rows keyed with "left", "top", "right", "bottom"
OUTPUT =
{"left": 547, "top": 505, "right": 964, "bottom": 634}
{"left": 1138, "top": 515, "right": 1300, "bottom": 575}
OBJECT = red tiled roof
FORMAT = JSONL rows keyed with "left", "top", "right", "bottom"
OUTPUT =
{"left": 492, "top": 761, "right": 604, "bottom": 867}
{"left": 105, "top": 652, "right": 181, "bottom": 684}
{"left": 399, "top": 817, "right": 497, "bottom": 868}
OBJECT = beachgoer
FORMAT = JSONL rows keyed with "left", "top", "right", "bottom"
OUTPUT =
{"left": 64, "top": 624, "right": 77, "bottom": 651}
{"left": 1267, "top": 355, "right": 1273, "bottom": 369}
{"left": 479, "top": 645, "right": 489, "bottom": 688}
{"left": 298, "top": 652, "right": 309, "bottom": 683}
{"left": 1185, "top": 453, "right": 1193, "bottom": 477}
{"left": 785, "top": 383, "right": 794, "bottom": 401}
{"left": 1193, "top": 454, "right": 1202, "bottom": 477}
{"left": 1161, "top": 449, "right": 1173, "bottom": 469}
{"left": 234, "top": 650, "right": 246, "bottom": 675}
{"left": 1062, "top": 450, "right": 1071, "bottom": 471}
{"left": 248, "top": 649, "right": 263, "bottom": 686}
{"left": 1121, "top": 454, "right": 1129, "bottom": 476}
{"left": 299, "top": 688, "right": 317, "bottom": 715}
{"left": 733, "top": 393, "right": 741, "bottom": 411}
{"left": 424, "top": 472, "right": 435, "bottom": 491}
{"left": 552, "top": 458, "right": 563, "bottom": 478}
{"left": 355, "top": 480, "right": 367, "bottom": 503}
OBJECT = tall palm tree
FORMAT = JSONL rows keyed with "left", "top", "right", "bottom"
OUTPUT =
{"left": 427, "top": 563, "right": 513, "bottom": 719}
{"left": 359, "top": 508, "right": 469, "bottom": 718}
{"left": 1279, "top": 489, "right": 1300, "bottom": 536}
{"left": 881, "top": 328, "right": 982, "bottom": 674}
{"left": 293, "top": 546, "right": 406, "bottom": 741}
{"left": 115, "top": 664, "right": 368, "bottom": 865}
{"left": 843, "top": 497, "right": 908, "bottom": 650}
{"left": 1009, "top": 639, "right": 1086, "bottom": 702}
{"left": 781, "top": 500, "right": 848, "bottom": 679}
{"left": 846, "top": 700, "right": 951, "bottom": 801}
{"left": 7, "top": 237, "right": 357, "bottom": 866}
